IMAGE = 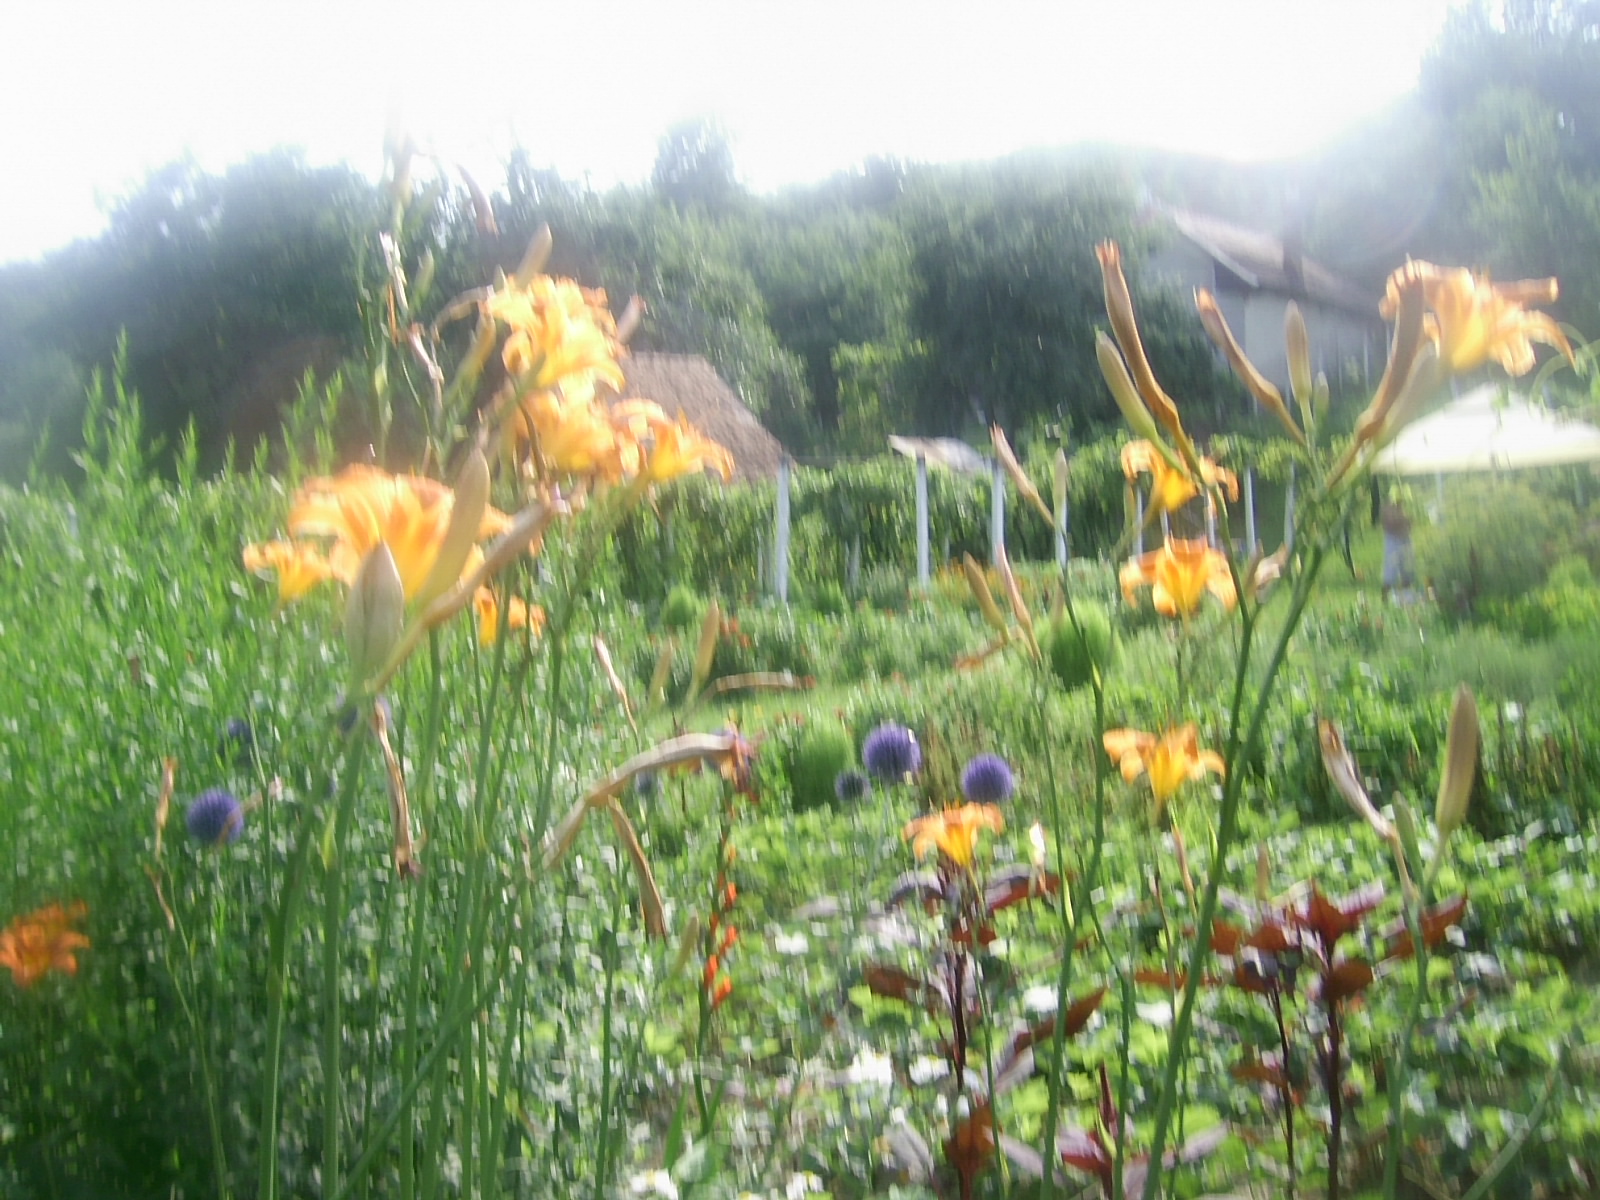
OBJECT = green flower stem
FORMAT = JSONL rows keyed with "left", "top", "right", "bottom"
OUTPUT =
{"left": 1140, "top": 546, "right": 1326, "bottom": 1200}
{"left": 412, "top": 632, "right": 446, "bottom": 812}
{"left": 357, "top": 877, "right": 399, "bottom": 1200}
{"left": 330, "top": 918, "right": 517, "bottom": 1200}
{"left": 321, "top": 725, "right": 374, "bottom": 1200}
{"left": 397, "top": 882, "right": 433, "bottom": 1200}
{"left": 591, "top": 882, "right": 626, "bottom": 1200}
{"left": 420, "top": 629, "right": 513, "bottom": 1200}
{"left": 257, "top": 735, "right": 358, "bottom": 1200}
{"left": 1039, "top": 593, "right": 1110, "bottom": 1190}
{"left": 1381, "top": 885, "right": 1432, "bottom": 1199}
{"left": 1458, "top": 1045, "right": 1565, "bottom": 1200}
{"left": 163, "top": 909, "right": 231, "bottom": 1200}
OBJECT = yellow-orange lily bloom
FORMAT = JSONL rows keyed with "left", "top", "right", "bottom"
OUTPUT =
{"left": 1121, "top": 440, "right": 1238, "bottom": 514}
{"left": 1102, "top": 725, "right": 1225, "bottom": 818}
{"left": 488, "top": 276, "right": 626, "bottom": 393}
{"left": 903, "top": 804, "right": 1005, "bottom": 869}
{"left": 242, "top": 539, "right": 335, "bottom": 605}
{"left": 474, "top": 587, "right": 545, "bottom": 646}
{"left": 1120, "top": 537, "right": 1237, "bottom": 618}
{"left": 287, "top": 465, "right": 510, "bottom": 599}
{"left": 643, "top": 411, "right": 736, "bottom": 484}
{"left": 0, "top": 901, "right": 90, "bottom": 988}
{"left": 1380, "top": 261, "right": 1574, "bottom": 376}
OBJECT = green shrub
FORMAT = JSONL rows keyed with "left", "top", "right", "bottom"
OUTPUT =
{"left": 854, "top": 563, "right": 911, "bottom": 612}
{"left": 1420, "top": 480, "right": 1572, "bottom": 618}
{"left": 804, "top": 580, "right": 848, "bottom": 617}
{"left": 660, "top": 583, "right": 703, "bottom": 631}
{"left": 787, "top": 721, "right": 854, "bottom": 811}
{"left": 1042, "top": 600, "right": 1117, "bottom": 690}
{"left": 1501, "top": 555, "right": 1600, "bottom": 638}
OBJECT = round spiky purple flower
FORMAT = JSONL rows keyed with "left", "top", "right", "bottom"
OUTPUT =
{"left": 186, "top": 789, "right": 244, "bottom": 846}
{"left": 863, "top": 723, "right": 921, "bottom": 782}
{"left": 219, "top": 717, "right": 254, "bottom": 765}
{"left": 834, "top": 769, "right": 871, "bottom": 804}
{"left": 961, "top": 754, "right": 1016, "bottom": 804}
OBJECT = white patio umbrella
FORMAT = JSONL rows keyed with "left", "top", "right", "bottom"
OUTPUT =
{"left": 1372, "top": 383, "right": 1600, "bottom": 475}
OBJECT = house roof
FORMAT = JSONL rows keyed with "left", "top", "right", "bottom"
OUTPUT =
{"left": 619, "top": 351, "right": 786, "bottom": 481}
{"left": 1166, "top": 209, "right": 1377, "bottom": 316}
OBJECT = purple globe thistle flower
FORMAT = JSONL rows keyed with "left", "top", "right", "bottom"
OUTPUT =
{"left": 336, "top": 695, "right": 394, "bottom": 737}
{"left": 863, "top": 723, "right": 921, "bottom": 782}
{"left": 961, "top": 754, "right": 1016, "bottom": 804}
{"left": 834, "top": 769, "right": 872, "bottom": 804}
{"left": 219, "top": 717, "right": 254, "bottom": 765}
{"left": 186, "top": 789, "right": 244, "bottom": 846}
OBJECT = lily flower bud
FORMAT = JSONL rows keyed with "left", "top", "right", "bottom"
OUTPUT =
{"left": 1436, "top": 685, "right": 1479, "bottom": 843}
{"left": 1196, "top": 289, "right": 1304, "bottom": 445}
{"left": 512, "top": 224, "right": 554, "bottom": 286}
{"left": 1285, "top": 302, "right": 1315, "bottom": 434}
{"left": 688, "top": 598, "right": 721, "bottom": 702}
{"left": 345, "top": 543, "right": 405, "bottom": 686}
{"left": 962, "top": 553, "right": 1009, "bottom": 632}
{"left": 415, "top": 447, "right": 491, "bottom": 609}
{"left": 1096, "top": 242, "right": 1184, "bottom": 439}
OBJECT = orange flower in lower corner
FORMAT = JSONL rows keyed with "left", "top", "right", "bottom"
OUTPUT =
{"left": 0, "top": 901, "right": 90, "bottom": 987}
{"left": 903, "top": 804, "right": 1005, "bottom": 869}
{"left": 1121, "top": 538, "right": 1236, "bottom": 618}
{"left": 1103, "top": 725, "right": 1224, "bottom": 818}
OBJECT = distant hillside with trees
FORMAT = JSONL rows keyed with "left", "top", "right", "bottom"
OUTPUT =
{"left": 1, "top": 0, "right": 1596, "bottom": 481}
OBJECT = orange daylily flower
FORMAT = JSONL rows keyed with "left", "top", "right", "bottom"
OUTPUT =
{"left": 1120, "top": 537, "right": 1237, "bottom": 618}
{"left": 1120, "top": 440, "right": 1238, "bottom": 514}
{"left": 642, "top": 411, "right": 736, "bottom": 484}
{"left": 473, "top": 587, "right": 545, "bottom": 646}
{"left": 1103, "top": 725, "right": 1225, "bottom": 818}
{"left": 487, "top": 276, "right": 627, "bottom": 393}
{"left": 1381, "top": 261, "right": 1574, "bottom": 376}
{"left": 241, "top": 539, "right": 335, "bottom": 605}
{"left": 0, "top": 901, "right": 90, "bottom": 988}
{"left": 903, "top": 804, "right": 1005, "bottom": 869}
{"left": 511, "top": 385, "right": 634, "bottom": 480}
{"left": 287, "top": 465, "right": 510, "bottom": 600}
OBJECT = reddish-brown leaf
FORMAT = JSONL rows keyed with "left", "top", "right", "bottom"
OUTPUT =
{"left": 1009, "top": 987, "right": 1108, "bottom": 1057}
{"left": 1209, "top": 918, "right": 1248, "bottom": 956}
{"left": 1232, "top": 1059, "right": 1291, "bottom": 1090}
{"left": 1296, "top": 881, "right": 1384, "bottom": 948}
{"left": 985, "top": 865, "right": 1062, "bottom": 914}
{"left": 943, "top": 1102, "right": 996, "bottom": 1193}
{"left": 1383, "top": 893, "right": 1469, "bottom": 961}
{"left": 1321, "top": 959, "right": 1376, "bottom": 1002}
{"left": 1056, "top": 1127, "right": 1111, "bottom": 1176}
{"left": 1135, "top": 967, "right": 1187, "bottom": 990}
{"left": 1245, "top": 917, "right": 1298, "bottom": 953}
{"left": 863, "top": 963, "right": 926, "bottom": 1006}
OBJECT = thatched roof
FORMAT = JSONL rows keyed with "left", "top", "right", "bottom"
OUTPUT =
{"left": 620, "top": 352, "right": 786, "bottom": 481}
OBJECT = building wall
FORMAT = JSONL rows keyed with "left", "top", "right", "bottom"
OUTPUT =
{"left": 1145, "top": 238, "right": 1384, "bottom": 395}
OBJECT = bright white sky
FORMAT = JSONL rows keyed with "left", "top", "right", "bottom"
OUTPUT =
{"left": 0, "top": 0, "right": 1458, "bottom": 267}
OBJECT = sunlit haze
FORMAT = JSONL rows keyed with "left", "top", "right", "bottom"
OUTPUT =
{"left": 0, "top": 0, "right": 1457, "bottom": 265}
